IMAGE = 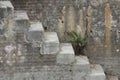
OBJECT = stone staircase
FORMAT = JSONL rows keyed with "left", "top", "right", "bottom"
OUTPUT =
{"left": 0, "top": 1, "right": 119, "bottom": 80}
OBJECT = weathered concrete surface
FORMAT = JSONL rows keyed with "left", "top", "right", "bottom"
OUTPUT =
{"left": 87, "top": 56, "right": 120, "bottom": 79}
{"left": 73, "top": 56, "right": 90, "bottom": 72}
{"left": 56, "top": 43, "right": 75, "bottom": 64}
{"left": 0, "top": 65, "right": 73, "bottom": 80}
{"left": 0, "top": 20, "right": 5, "bottom": 35}
{"left": 13, "top": 11, "right": 29, "bottom": 32}
{"left": 10, "top": 1, "right": 120, "bottom": 78}
{"left": 85, "top": 64, "right": 106, "bottom": 80}
{"left": 27, "top": 22, "right": 44, "bottom": 42}
{"left": 0, "top": 1, "right": 14, "bottom": 18}
{"left": 42, "top": 32, "right": 59, "bottom": 54}
{"left": 73, "top": 56, "right": 90, "bottom": 80}
{"left": 0, "top": 5, "right": 7, "bottom": 19}
{"left": 0, "top": 1, "right": 119, "bottom": 80}
{"left": 107, "top": 75, "right": 119, "bottom": 80}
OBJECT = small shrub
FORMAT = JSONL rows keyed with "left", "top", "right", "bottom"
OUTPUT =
{"left": 66, "top": 31, "right": 88, "bottom": 55}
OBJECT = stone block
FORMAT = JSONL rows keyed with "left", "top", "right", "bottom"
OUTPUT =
{"left": 73, "top": 56, "right": 90, "bottom": 72}
{"left": 13, "top": 11, "right": 29, "bottom": 32}
{"left": 0, "top": 1, "right": 14, "bottom": 18}
{"left": 56, "top": 43, "right": 75, "bottom": 64}
{"left": 107, "top": 75, "right": 119, "bottom": 80}
{"left": 42, "top": 32, "right": 59, "bottom": 54}
{"left": 27, "top": 22, "right": 44, "bottom": 42}
{"left": 72, "top": 56, "right": 90, "bottom": 80}
{"left": 85, "top": 64, "right": 106, "bottom": 80}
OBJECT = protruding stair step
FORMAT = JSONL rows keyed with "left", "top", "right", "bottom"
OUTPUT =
{"left": 27, "top": 21, "right": 44, "bottom": 43}
{"left": 56, "top": 43, "right": 75, "bottom": 64}
{"left": 73, "top": 55, "right": 90, "bottom": 80}
{"left": 107, "top": 75, "right": 118, "bottom": 80}
{"left": 85, "top": 64, "right": 106, "bottom": 80}
{"left": 41, "top": 32, "right": 60, "bottom": 54}
{"left": 0, "top": 1, "right": 14, "bottom": 18}
{"left": 13, "top": 11, "right": 29, "bottom": 32}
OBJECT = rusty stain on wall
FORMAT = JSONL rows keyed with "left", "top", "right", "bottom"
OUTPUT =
{"left": 105, "top": 3, "right": 112, "bottom": 55}
{"left": 86, "top": 6, "right": 92, "bottom": 37}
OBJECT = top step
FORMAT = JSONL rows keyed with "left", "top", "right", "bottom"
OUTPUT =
{"left": 0, "top": 1, "right": 14, "bottom": 18}
{"left": 27, "top": 21, "right": 44, "bottom": 42}
{"left": 13, "top": 11, "right": 29, "bottom": 32}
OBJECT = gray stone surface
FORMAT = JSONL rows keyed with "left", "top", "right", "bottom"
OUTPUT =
{"left": 0, "top": 73, "right": 9, "bottom": 80}
{"left": 42, "top": 32, "right": 59, "bottom": 54}
{"left": 0, "top": 5, "right": 7, "bottom": 19}
{"left": 73, "top": 56, "right": 90, "bottom": 80}
{"left": 88, "top": 56, "right": 120, "bottom": 78}
{"left": 73, "top": 56, "right": 90, "bottom": 72}
{"left": 2, "top": 0, "right": 120, "bottom": 78}
{"left": 85, "top": 64, "right": 106, "bottom": 80}
{"left": 56, "top": 43, "right": 75, "bottom": 64}
{"left": 0, "top": 1, "right": 119, "bottom": 80}
{"left": 0, "top": 21, "right": 5, "bottom": 34}
{"left": 13, "top": 11, "right": 29, "bottom": 32}
{"left": 27, "top": 22, "right": 44, "bottom": 42}
{"left": 0, "top": 1, "right": 14, "bottom": 18}
{"left": 107, "top": 75, "right": 119, "bottom": 80}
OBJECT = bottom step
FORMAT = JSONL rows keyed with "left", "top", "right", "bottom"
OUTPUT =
{"left": 85, "top": 64, "right": 106, "bottom": 80}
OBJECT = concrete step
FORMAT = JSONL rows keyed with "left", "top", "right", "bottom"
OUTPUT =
{"left": 56, "top": 43, "right": 75, "bottom": 64}
{"left": 73, "top": 55, "right": 90, "bottom": 80}
{"left": 41, "top": 32, "right": 60, "bottom": 54}
{"left": 85, "top": 64, "right": 106, "bottom": 80}
{"left": 27, "top": 21, "right": 44, "bottom": 42}
{"left": 0, "top": 1, "right": 14, "bottom": 18}
{"left": 107, "top": 75, "right": 119, "bottom": 80}
{"left": 13, "top": 11, "right": 29, "bottom": 32}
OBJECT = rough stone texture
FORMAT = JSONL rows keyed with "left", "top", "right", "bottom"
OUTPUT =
{"left": 0, "top": 5, "right": 7, "bottom": 19}
{"left": 73, "top": 56, "right": 90, "bottom": 72}
{"left": 73, "top": 56, "right": 90, "bottom": 80}
{"left": 56, "top": 43, "right": 75, "bottom": 64}
{"left": 0, "top": 1, "right": 14, "bottom": 18}
{"left": 0, "top": 65, "right": 74, "bottom": 80}
{"left": 88, "top": 56, "right": 120, "bottom": 79}
{"left": 13, "top": 11, "right": 29, "bottom": 32}
{"left": 107, "top": 75, "right": 119, "bottom": 80}
{"left": 0, "top": 0, "right": 119, "bottom": 79}
{"left": 42, "top": 32, "right": 59, "bottom": 54}
{"left": 85, "top": 64, "right": 106, "bottom": 80}
{"left": 27, "top": 21, "right": 44, "bottom": 42}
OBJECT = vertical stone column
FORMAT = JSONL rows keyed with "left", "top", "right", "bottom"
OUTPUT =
{"left": 86, "top": 6, "right": 92, "bottom": 37}
{"left": 66, "top": 6, "right": 76, "bottom": 32}
{"left": 105, "top": 3, "right": 112, "bottom": 55}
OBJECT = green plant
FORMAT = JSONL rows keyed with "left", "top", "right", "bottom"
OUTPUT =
{"left": 66, "top": 31, "right": 88, "bottom": 55}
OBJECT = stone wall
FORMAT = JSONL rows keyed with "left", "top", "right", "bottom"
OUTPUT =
{"left": 0, "top": 0, "right": 120, "bottom": 79}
